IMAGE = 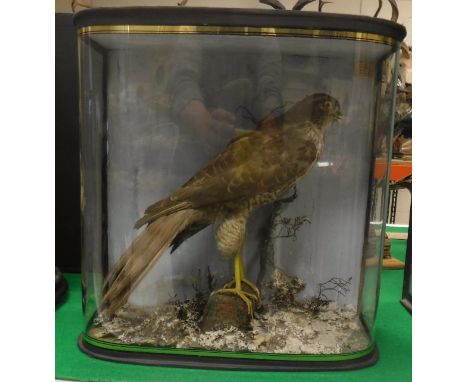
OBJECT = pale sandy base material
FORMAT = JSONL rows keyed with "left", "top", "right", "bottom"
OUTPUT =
{"left": 89, "top": 301, "right": 370, "bottom": 355}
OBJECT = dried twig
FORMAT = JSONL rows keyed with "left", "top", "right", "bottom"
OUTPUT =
{"left": 272, "top": 215, "right": 311, "bottom": 241}
{"left": 304, "top": 277, "right": 352, "bottom": 314}
{"left": 205, "top": 266, "right": 216, "bottom": 293}
{"left": 317, "top": 277, "right": 352, "bottom": 301}
{"left": 256, "top": 185, "right": 298, "bottom": 285}
{"left": 191, "top": 267, "right": 217, "bottom": 295}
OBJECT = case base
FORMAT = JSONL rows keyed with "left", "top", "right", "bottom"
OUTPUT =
{"left": 78, "top": 334, "right": 379, "bottom": 371}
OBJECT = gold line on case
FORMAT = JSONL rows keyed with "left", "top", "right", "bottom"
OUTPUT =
{"left": 78, "top": 25, "right": 397, "bottom": 46}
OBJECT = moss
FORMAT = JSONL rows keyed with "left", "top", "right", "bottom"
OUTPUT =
{"left": 267, "top": 269, "right": 306, "bottom": 308}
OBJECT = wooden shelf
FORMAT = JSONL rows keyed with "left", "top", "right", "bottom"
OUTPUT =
{"left": 374, "top": 159, "right": 412, "bottom": 182}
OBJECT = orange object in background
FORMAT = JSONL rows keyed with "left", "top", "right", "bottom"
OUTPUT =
{"left": 374, "top": 160, "right": 412, "bottom": 182}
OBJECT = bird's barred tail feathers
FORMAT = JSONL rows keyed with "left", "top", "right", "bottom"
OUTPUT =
{"left": 99, "top": 209, "right": 199, "bottom": 317}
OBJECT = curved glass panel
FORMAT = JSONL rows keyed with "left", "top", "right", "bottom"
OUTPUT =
{"left": 79, "top": 25, "right": 399, "bottom": 361}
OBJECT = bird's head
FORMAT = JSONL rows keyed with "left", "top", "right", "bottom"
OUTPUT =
{"left": 284, "top": 93, "right": 343, "bottom": 129}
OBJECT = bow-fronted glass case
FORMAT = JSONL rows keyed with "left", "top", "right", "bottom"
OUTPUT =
{"left": 76, "top": 7, "right": 405, "bottom": 370}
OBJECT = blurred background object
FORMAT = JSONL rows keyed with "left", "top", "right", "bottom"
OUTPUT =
{"left": 401, "top": 209, "right": 412, "bottom": 313}
{"left": 56, "top": 13, "right": 81, "bottom": 272}
{"left": 56, "top": 267, "right": 69, "bottom": 306}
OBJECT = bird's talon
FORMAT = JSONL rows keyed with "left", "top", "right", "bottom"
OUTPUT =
{"left": 240, "top": 279, "right": 261, "bottom": 301}
{"left": 222, "top": 278, "right": 261, "bottom": 302}
{"left": 213, "top": 288, "right": 256, "bottom": 317}
{"left": 243, "top": 291, "right": 259, "bottom": 303}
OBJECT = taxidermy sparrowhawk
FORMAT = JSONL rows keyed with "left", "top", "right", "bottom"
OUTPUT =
{"left": 100, "top": 93, "right": 342, "bottom": 318}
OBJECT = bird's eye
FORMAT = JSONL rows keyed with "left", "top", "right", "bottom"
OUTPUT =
{"left": 322, "top": 101, "right": 332, "bottom": 111}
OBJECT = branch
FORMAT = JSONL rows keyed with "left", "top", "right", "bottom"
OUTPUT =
{"left": 292, "top": 0, "right": 316, "bottom": 11}
{"left": 260, "top": 0, "right": 286, "bottom": 10}
{"left": 319, "top": 1, "right": 332, "bottom": 12}
{"left": 374, "top": 0, "right": 382, "bottom": 17}
{"left": 389, "top": 0, "right": 399, "bottom": 22}
{"left": 272, "top": 215, "right": 311, "bottom": 241}
{"left": 256, "top": 185, "right": 299, "bottom": 286}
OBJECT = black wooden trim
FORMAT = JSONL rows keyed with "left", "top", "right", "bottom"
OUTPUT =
{"left": 73, "top": 6, "right": 406, "bottom": 42}
{"left": 78, "top": 334, "right": 379, "bottom": 371}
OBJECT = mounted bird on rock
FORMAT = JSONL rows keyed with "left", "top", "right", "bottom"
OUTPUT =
{"left": 100, "top": 93, "right": 343, "bottom": 318}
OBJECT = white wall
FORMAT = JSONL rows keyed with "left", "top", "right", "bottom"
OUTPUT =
{"left": 394, "top": 188, "right": 411, "bottom": 225}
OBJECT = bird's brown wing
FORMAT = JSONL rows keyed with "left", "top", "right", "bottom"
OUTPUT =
{"left": 137, "top": 125, "right": 319, "bottom": 228}
{"left": 135, "top": 131, "right": 273, "bottom": 227}
{"left": 169, "top": 129, "right": 315, "bottom": 208}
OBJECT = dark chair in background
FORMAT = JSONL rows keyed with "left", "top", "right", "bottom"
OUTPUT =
{"left": 56, "top": 13, "right": 81, "bottom": 273}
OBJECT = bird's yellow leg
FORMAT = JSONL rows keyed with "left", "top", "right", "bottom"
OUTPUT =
{"left": 214, "top": 252, "right": 259, "bottom": 317}
{"left": 238, "top": 257, "right": 261, "bottom": 301}
{"left": 222, "top": 253, "right": 261, "bottom": 302}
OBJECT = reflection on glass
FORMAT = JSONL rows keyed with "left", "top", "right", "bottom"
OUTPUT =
{"left": 79, "top": 30, "right": 399, "bottom": 359}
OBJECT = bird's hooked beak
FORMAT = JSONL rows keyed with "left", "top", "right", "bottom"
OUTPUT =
{"left": 334, "top": 111, "right": 343, "bottom": 122}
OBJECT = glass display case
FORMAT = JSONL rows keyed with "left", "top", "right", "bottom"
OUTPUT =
{"left": 75, "top": 6, "right": 406, "bottom": 370}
